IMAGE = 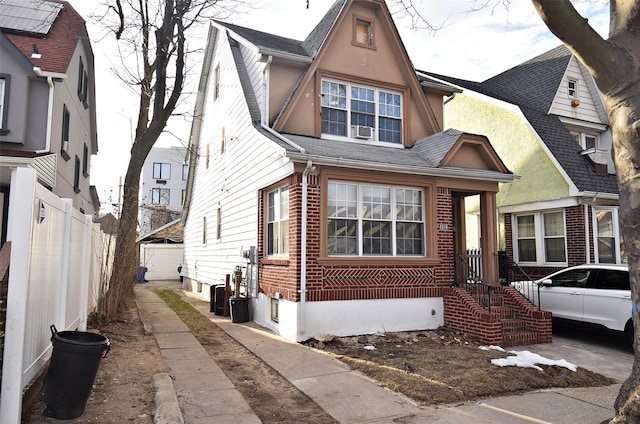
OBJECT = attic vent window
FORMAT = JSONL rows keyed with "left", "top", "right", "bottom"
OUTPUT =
{"left": 353, "top": 16, "right": 375, "bottom": 49}
{"left": 568, "top": 79, "right": 578, "bottom": 98}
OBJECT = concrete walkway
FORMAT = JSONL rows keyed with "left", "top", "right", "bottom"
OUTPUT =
{"left": 136, "top": 280, "right": 633, "bottom": 424}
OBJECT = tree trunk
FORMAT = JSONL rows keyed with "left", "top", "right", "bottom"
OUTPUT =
{"left": 99, "top": 151, "right": 146, "bottom": 320}
{"left": 532, "top": 1, "right": 640, "bottom": 421}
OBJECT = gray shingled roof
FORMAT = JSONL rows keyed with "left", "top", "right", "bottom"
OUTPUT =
{"left": 521, "top": 108, "right": 618, "bottom": 193}
{"left": 214, "top": 20, "right": 309, "bottom": 57}
{"left": 301, "top": 0, "right": 346, "bottom": 57}
{"left": 419, "top": 46, "right": 618, "bottom": 195}
{"left": 215, "top": 0, "right": 346, "bottom": 59}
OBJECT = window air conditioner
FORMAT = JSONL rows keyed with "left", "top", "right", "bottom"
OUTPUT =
{"left": 353, "top": 125, "right": 373, "bottom": 139}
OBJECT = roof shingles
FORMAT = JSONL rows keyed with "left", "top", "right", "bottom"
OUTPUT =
{"left": 2, "top": 1, "right": 85, "bottom": 74}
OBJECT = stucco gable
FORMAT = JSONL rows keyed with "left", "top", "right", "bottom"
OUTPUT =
{"left": 416, "top": 129, "right": 509, "bottom": 173}
{"left": 274, "top": 0, "right": 440, "bottom": 142}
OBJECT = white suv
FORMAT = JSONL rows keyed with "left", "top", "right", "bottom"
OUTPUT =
{"left": 511, "top": 264, "right": 631, "bottom": 342}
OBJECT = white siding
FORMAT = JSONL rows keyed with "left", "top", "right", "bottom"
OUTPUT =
{"left": 183, "top": 28, "right": 293, "bottom": 294}
{"left": 549, "top": 56, "right": 606, "bottom": 124}
{"left": 240, "top": 42, "right": 266, "bottom": 123}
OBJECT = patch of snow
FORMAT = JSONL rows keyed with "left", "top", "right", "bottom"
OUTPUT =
{"left": 363, "top": 345, "right": 376, "bottom": 351}
{"left": 490, "top": 350, "right": 577, "bottom": 372}
{"left": 479, "top": 345, "right": 506, "bottom": 352}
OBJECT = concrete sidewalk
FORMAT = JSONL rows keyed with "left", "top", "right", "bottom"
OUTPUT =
{"left": 136, "top": 280, "right": 632, "bottom": 424}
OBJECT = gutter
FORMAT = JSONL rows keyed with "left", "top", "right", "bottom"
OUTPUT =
{"left": 260, "top": 124, "right": 305, "bottom": 154}
{"left": 33, "top": 67, "right": 66, "bottom": 154}
{"left": 182, "top": 25, "right": 217, "bottom": 224}
{"left": 299, "top": 160, "right": 315, "bottom": 339}
{"left": 286, "top": 153, "right": 517, "bottom": 183}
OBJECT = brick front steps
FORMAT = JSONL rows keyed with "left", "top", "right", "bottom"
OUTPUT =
{"left": 443, "top": 285, "right": 552, "bottom": 347}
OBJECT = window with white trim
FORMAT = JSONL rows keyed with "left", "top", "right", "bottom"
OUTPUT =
{"left": 61, "top": 104, "right": 70, "bottom": 161}
{"left": 182, "top": 164, "right": 188, "bottom": 181}
{"left": 151, "top": 188, "right": 170, "bottom": 205}
{"left": 321, "top": 79, "right": 402, "bottom": 144}
{"left": 328, "top": 181, "right": 424, "bottom": 256}
{"left": 568, "top": 79, "right": 578, "bottom": 98}
{"left": 0, "top": 77, "right": 6, "bottom": 131}
{"left": 514, "top": 210, "right": 566, "bottom": 264}
{"left": 153, "top": 162, "right": 171, "bottom": 180}
{"left": 267, "top": 186, "right": 289, "bottom": 256}
{"left": 593, "top": 207, "right": 626, "bottom": 263}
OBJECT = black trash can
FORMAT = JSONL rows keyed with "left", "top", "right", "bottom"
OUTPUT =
{"left": 230, "top": 297, "right": 250, "bottom": 323}
{"left": 43, "top": 325, "right": 111, "bottom": 419}
{"left": 211, "top": 285, "right": 226, "bottom": 315}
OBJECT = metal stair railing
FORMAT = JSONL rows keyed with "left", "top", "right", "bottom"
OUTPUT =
{"left": 454, "top": 253, "right": 493, "bottom": 313}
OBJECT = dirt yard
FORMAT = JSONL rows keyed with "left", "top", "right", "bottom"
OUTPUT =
{"left": 23, "top": 297, "right": 167, "bottom": 423}
{"left": 22, "top": 290, "right": 617, "bottom": 423}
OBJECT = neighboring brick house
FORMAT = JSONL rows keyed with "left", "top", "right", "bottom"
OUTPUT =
{"left": 182, "top": 0, "right": 549, "bottom": 346}
{"left": 423, "top": 45, "right": 623, "bottom": 281}
{"left": 0, "top": 0, "right": 99, "bottom": 231}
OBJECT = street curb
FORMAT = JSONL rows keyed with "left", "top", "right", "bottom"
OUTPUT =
{"left": 152, "top": 373, "right": 183, "bottom": 424}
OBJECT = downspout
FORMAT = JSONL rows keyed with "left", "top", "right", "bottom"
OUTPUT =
{"left": 261, "top": 55, "right": 272, "bottom": 126}
{"left": 35, "top": 75, "right": 55, "bottom": 154}
{"left": 299, "top": 159, "right": 315, "bottom": 339}
{"left": 584, "top": 204, "right": 591, "bottom": 264}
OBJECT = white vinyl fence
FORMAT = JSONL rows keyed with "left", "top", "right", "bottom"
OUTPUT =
{"left": 0, "top": 167, "right": 104, "bottom": 423}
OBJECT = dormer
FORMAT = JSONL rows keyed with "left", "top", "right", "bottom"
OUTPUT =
{"left": 273, "top": 0, "right": 440, "bottom": 147}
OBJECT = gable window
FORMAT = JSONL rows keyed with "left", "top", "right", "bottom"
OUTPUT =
{"left": 61, "top": 105, "right": 70, "bottom": 161}
{"left": 514, "top": 210, "right": 566, "bottom": 265}
{"left": 568, "top": 79, "right": 578, "bottom": 98}
{"left": 151, "top": 188, "right": 170, "bottom": 205}
{"left": 82, "top": 143, "right": 89, "bottom": 177}
{"left": 327, "top": 181, "right": 424, "bottom": 256}
{"left": 321, "top": 78, "right": 403, "bottom": 144}
{"left": 0, "top": 75, "right": 9, "bottom": 134}
{"left": 153, "top": 162, "right": 171, "bottom": 180}
{"left": 73, "top": 155, "right": 81, "bottom": 193}
{"left": 267, "top": 186, "right": 289, "bottom": 256}
{"left": 353, "top": 16, "right": 375, "bottom": 48}
{"left": 584, "top": 135, "right": 597, "bottom": 150}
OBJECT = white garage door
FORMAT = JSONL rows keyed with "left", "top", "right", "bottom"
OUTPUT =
{"left": 140, "top": 244, "right": 183, "bottom": 280}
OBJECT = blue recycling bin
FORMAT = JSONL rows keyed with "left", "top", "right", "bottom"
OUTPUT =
{"left": 135, "top": 266, "right": 148, "bottom": 283}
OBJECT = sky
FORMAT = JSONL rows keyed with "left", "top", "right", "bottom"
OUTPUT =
{"left": 67, "top": 0, "right": 610, "bottom": 212}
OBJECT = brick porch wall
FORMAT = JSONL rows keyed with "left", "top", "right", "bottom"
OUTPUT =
{"left": 259, "top": 175, "right": 456, "bottom": 302}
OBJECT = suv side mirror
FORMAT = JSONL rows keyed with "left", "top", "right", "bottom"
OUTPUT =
{"left": 539, "top": 279, "right": 552, "bottom": 287}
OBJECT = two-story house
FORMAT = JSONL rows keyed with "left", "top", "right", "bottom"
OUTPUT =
{"left": 181, "top": 0, "right": 551, "bottom": 346}
{"left": 0, "top": 0, "right": 99, "bottom": 243}
{"left": 423, "top": 45, "right": 622, "bottom": 281}
{"left": 139, "top": 146, "right": 187, "bottom": 236}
